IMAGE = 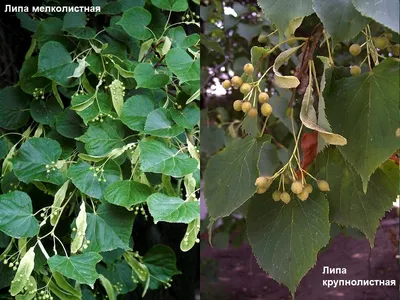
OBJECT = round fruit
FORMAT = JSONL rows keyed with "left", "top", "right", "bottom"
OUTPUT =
{"left": 350, "top": 66, "right": 361, "bottom": 76}
{"left": 256, "top": 187, "right": 267, "bottom": 194}
{"left": 243, "top": 63, "right": 254, "bottom": 75}
{"left": 272, "top": 190, "right": 281, "bottom": 202}
{"left": 297, "top": 190, "right": 309, "bottom": 201}
{"left": 258, "top": 34, "right": 268, "bottom": 44}
{"left": 349, "top": 44, "right": 361, "bottom": 56}
{"left": 304, "top": 184, "right": 313, "bottom": 193}
{"left": 280, "top": 191, "right": 291, "bottom": 204}
{"left": 240, "top": 83, "right": 251, "bottom": 94}
{"left": 291, "top": 181, "right": 303, "bottom": 194}
{"left": 222, "top": 80, "right": 231, "bottom": 89}
{"left": 374, "top": 37, "right": 388, "bottom": 49}
{"left": 261, "top": 103, "right": 273, "bottom": 116}
{"left": 255, "top": 176, "right": 269, "bottom": 188}
{"left": 392, "top": 44, "right": 400, "bottom": 56}
{"left": 317, "top": 180, "right": 330, "bottom": 192}
{"left": 258, "top": 92, "right": 269, "bottom": 103}
{"left": 231, "top": 76, "right": 243, "bottom": 88}
{"left": 233, "top": 100, "right": 243, "bottom": 111}
{"left": 241, "top": 101, "right": 252, "bottom": 113}
{"left": 248, "top": 108, "right": 258, "bottom": 118}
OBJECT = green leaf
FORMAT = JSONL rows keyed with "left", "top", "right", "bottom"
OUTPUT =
{"left": 51, "top": 272, "right": 82, "bottom": 299}
{"left": 144, "top": 108, "right": 184, "bottom": 137}
{"left": 166, "top": 48, "right": 200, "bottom": 83}
{"left": 139, "top": 139, "right": 198, "bottom": 177}
{"left": 76, "top": 93, "right": 113, "bottom": 125}
{"left": 56, "top": 109, "right": 85, "bottom": 139}
{"left": 98, "top": 260, "right": 137, "bottom": 295}
{"left": 85, "top": 203, "right": 134, "bottom": 252}
{"left": 168, "top": 27, "right": 199, "bottom": 49}
{"left": 134, "top": 63, "right": 170, "bottom": 89}
{"left": 104, "top": 180, "right": 152, "bottom": 208}
{"left": 353, "top": 0, "right": 399, "bottom": 33}
{"left": 246, "top": 185, "right": 330, "bottom": 295}
{"left": 0, "top": 191, "right": 39, "bottom": 238}
{"left": 257, "top": 0, "right": 313, "bottom": 38}
{"left": 120, "top": 94, "right": 154, "bottom": 131}
{"left": 36, "top": 41, "right": 78, "bottom": 87}
{"left": 18, "top": 57, "right": 51, "bottom": 94}
{"left": 47, "top": 252, "right": 102, "bottom": 285}
{"left": 313, "top": 0, "right": 369, "bottom": 44}
{"left": 0, "top": 87, "right": 30, "bottom": 130}
{"left": 77, "top": 119, "right": 125, "bottom": 156}
{"left": 117, "top": 7, "right": 152, "bottom": 40}
{"left": 311, "top": 147, "right": 398, "bottom": 245}
{"left": 258, "top": 143, "right": 279, "bottom": 176}
{"left": 34, "top": 17, "right": 64, "bottom": 48}
{"left": 16, "top": 12, "right": 39, "bottom": 33}
{"left": 30, "top": 97, "right": 63, "bottom": 127}
{"left": 169, "top": 103, "right": 200, "bottom": 129}
{"left": 99, "top": 274, "right": 116, "bottom": 300}
{"left": 63, "top": 12, "right": 96, "bottom": 39}
{"left": 12, "top": 138, "right": 66, "bottom": 185}
{"left": 147, "top": 193, "right": 199, "bottom": 224}
{"left": 0, "top": 138, "right": 7, "bottom": 160}
{"left": 143, "top": 245, "right": 181, "bottom": 289}
{"left": 151, "top": 0, "right": 188, "bottom": 11}
{"left": 325, "top": 58, "right": 400, "bottom": 192}
{"left": 68, "top": 161, "right": 121, "bottom": 200}
{"left": 204, "top": 135, "right": 270, "bottom": 218}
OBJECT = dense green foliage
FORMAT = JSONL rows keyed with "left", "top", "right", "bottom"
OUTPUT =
{"left": 0, "top": 0, "right": 200, "bottom": 299}
{"left": 201, "top": 0, "right": 399, "bottom": 296}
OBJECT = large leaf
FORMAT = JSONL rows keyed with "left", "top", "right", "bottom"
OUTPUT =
{"left": 75, "top": 92, "right": 113, "bottom": 125}
{"left": 257, "top": 0, "right": 313, "bottom": 37}
{"left": 0, "top": 191, "right": 39, "bottom": 238}
{"left": 311, "top": 147, "right": 398, "bottom": 245}
{"left": 77, "top": 119, "right": 125, "bottom": 156}
{"left": 169, "top": 103, "right": 200, "bottom": 129}
{"left": 147, "top": 193, "right": 199, "bottom": 224}
{"left": 151, "top": 0, "right": 188, "bottom": 11}
{"left": 30, "top": 97, "right": 63, "bottom": 127}
{"left": 120, "top": 94, "right": 154, "bottom": 131}
{"left": 97, "top": 260, "right": 137, "bottom": 295}
{"left": 0, "top": 87, "right": 30, "bottom": 130}
{"left": 139, "top": 139, "right": 198, "bottom": 177}
{"left": 325, "top": 59, "right": 400, "bottom": 192}
{"left": 166, "top": 48, "right": 200, "bottom": 83}
{"left": 144, "top": 108, "right": 184, "bottom": 137}
{"left": 353, "top": 0, "right": 399, "bottom": 33}
{"left": 117, "top": 7, "right": 152, "bottom": 40}
{"left": 84, "top": 203, "right": 134, "bottom": 252}
{"left": 18, "top": 57, "right": 51, "bottom": 94}
{"left": 62, "top": 12, "right": 96, "bottom": 39}
{"left": 246, "top": 185, "right": 330, "bottom": 295}
{"left": 204, "top": 136, "right": 270, "bottom": 219}
{"left": 143, "top": 245, "right": 181, "bottom": 290}
{"left": 12, "top": 138, "right": 66, "bottom": 185}
{"left": 134, "top": 63, "right": 170, "bottom": 89}
{"left": 104, "top": 180, "right": 152, "bottom": 208}
{"left": 47, "top": 252, "right": 102, "bottom": 285}
{"left": 67, "top": 161, "right": 121, "bottom": 200}
{"left": 56, "top": 108, "right": 85, "bottom": 139}
{"left": 36, "top": 41, "right": 78, "bottom": 87}
{"left": 313, "top": 0, "right": 369, "bottom": 44}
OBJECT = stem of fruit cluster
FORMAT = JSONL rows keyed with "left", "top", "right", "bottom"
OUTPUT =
{"left": 323, "top": 31, "right": 334, "bottom": 66}
{"left": 256, "top": 65, "right": 273, "bottom": 84}
{"left": 259, "top": 116, "right": 269, "bottom": 137}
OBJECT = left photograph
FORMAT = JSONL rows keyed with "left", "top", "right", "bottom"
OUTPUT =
{"left": 0, "top": 1, "right": 200, "bottom": 299}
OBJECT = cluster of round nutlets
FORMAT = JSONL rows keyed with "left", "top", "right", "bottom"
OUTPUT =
{"left": 222, "top": 63, "right": 273, "bottom": 119}
{"left": 255, "top": 176, "right": 330, "bottom": 204}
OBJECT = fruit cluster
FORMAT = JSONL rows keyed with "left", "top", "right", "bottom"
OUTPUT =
{"left": 255, "top": 176, "right": 330, "bottom": 204}
{"left": 222, "top": 63, "right": 273, "bottom": 119}
{"left": 348, "top": 33, "right": 399, "bottom": 76}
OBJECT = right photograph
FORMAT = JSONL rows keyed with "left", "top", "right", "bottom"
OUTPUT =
{"left": 200, "top": 1, "right": 399, "bottom": 300}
